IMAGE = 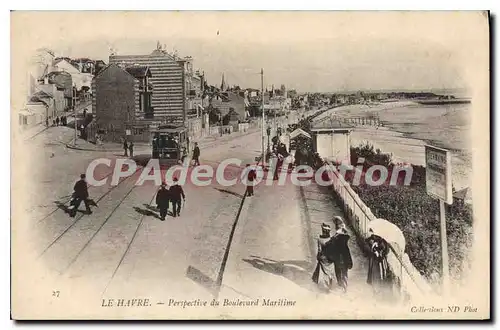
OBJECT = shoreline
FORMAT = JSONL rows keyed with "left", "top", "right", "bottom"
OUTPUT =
{"left": 314, "top": 101, "right": 472, "bottom": 191}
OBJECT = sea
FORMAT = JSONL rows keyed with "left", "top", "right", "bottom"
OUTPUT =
{"left": 321, "top": 95, "right": 473, "bottom": 191}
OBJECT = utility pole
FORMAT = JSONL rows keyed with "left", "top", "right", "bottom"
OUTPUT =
{"left": 73, "top": 86, "right": 77, "bottom": 146}
{"left": 261, "top": 68, "right": 265, "bottom": 167}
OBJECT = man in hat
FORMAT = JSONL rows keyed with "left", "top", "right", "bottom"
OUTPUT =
{"left": 69, "top": 174, "right": 92, "bottom": 217}
{"left": 169, "top": 177, "right": 185, "bottom": 217}
{"left": 245, "top": 164, "right": 257, "bottom": 197}
{"left": 192, "top": 142, "right": 200, "bottom": 166}
{"left": 155, "top": 182, "right": 170, "bottom": 221}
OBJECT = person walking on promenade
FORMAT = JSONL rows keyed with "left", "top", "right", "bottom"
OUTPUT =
{"left": 312, "top": 223, "right": 335, "bottom": 293}
{"left": 330, "top": 216, "right": 353, "bottom": 292}
{"left": 128, "top": 141, "right": 134, "bottom": 158}
{"left": 155, "top": 182, "right": 170, "bottom": 221}
{"left": 366, "top": 229, "right": 392, "bottom": 297}
{"left": 69, "top": 174, "right": 93, "bottom": 217}
{"left": 169, "top": 177, "right": 185, "bottom": 217}
{"left": 123, "top": 139, "right": 128, "bottom": 157}
{"left": 192, "top": 142, "right": 200, "bottom": 166}
{"left": 55, "top": 116, "right": 60, "bottom": 126}
{"left": 245, "top": 164, "right": 257, "bottom": 197}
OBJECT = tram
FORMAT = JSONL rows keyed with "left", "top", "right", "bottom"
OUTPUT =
{"left": 151, "top": 124, "right": 189, "bottom": 166}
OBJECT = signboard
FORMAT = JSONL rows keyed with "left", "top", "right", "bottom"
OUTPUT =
{"left": 125, "top": 129, "right": 131, "bottom": 136}
{"left": 425, "top": 145, "right": 453, "bottom": 204}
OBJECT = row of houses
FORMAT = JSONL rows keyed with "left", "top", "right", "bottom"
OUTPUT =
{"left": 19, "top": 48, "right": 106, "bottom": 129}
{"left": 90, "top": 43, "right": 294, "bottom": 143}
{"left": 90, "top": 45, "right": 209, "bottom": 142}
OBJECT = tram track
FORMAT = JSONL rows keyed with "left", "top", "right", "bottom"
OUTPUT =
{"left": 35, "top": 168, "right": 142, "bottom": 260}
{"left": 54, "top": 179, "right": 160, "bottom": 296}
{"left": 35, "top": 167, "right": 120, "bottom": 225}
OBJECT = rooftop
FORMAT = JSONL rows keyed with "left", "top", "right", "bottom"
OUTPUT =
{"left": 125, "top": 65, "right": 152, "bottom": 79}
{"left": 310, "top": 117, "right": 354, "bottom": 131}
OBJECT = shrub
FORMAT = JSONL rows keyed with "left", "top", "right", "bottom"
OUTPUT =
{"left": 349, "top": 142, "right": 473, "bottom": 281}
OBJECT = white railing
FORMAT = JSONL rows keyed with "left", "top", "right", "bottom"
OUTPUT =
{"left": 328, "top": 163, "right": 435, "bottom": 300}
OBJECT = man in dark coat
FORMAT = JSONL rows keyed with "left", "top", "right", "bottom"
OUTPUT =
{"left": 326, "top": 216, "right": 353, "bottom": 292}
{"left": 128, "top": 141, "right": 134, "bottom": 158}
{"left": 245, "top": 164, "right": 257, "bottom": 197}
{"left": 192, "top": 142, "right": 200, "bottom": 166}
{"left": 155, "top": 182, "right": 170, "bottom": 221}
{"left": 123, "top": 139, "right": 128, "bottom": 156}
{"left": 169, "top": 177, "right": 185, "bottom": 217}
{"left": 69, "top": 174, "right": 92, "bottom": 217}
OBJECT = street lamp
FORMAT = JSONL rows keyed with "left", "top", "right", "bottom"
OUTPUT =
{"left": 218, "top": 113, "right": 223, "bottom": 136}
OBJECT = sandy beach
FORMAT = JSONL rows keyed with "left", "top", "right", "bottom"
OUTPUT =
{"left": 314, "top": 101, "right": 472, "bottom": 191}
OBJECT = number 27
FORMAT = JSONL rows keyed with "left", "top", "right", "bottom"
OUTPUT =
{"left": 52, "top": 291, "right": 60, "bottom": 297}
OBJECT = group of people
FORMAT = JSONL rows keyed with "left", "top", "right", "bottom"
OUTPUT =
{"left": 122, "top": 139, "right": 134, "bottom": 157}
{"left": 46, "top": 115, "right": 68, "bottom": 128}
{"left": 155, "top": 178, "right": 186, "bottom": 220}
{"left": 312, "top": 216, "right": 353, "bottom": 293}
{"left": 312, "top": 216, "right": 393, "bottom": 294}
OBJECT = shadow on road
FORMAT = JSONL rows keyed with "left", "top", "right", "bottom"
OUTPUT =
{"left": 185, "top": 265, "right": 217, "bottom": 296}
{"left": 54, "top": 201, "right": 85, "bottom": 215}
{"left": 242, "top": 256, "right": 317, "bottom": 292}
{"left": 213, "top": 187, "right": 244, "bottom": 199}
{"left": 143, "top": 203, "right": 173, "bottom": 217}
{"left": 133, "top": 205, "right": 161, "bottom": 219}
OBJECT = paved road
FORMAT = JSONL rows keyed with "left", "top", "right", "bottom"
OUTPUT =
{"left": 15, "top": 128, "right": 386, "bottom": 319}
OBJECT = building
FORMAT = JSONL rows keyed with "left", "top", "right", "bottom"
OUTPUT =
{"left": 91, "top": 63, "right": 153, "bottom": 142}
{"left": 109, "top": 48, "right": 187, "bottom": 126}
{"left": 310, "top": 117, "right": 354, "bottom": 164}
{"left": 53, "top": 58, "right": 93, "bottom": 90}
{"left": 43, "top": 71, "right": 74, "bottom": 109}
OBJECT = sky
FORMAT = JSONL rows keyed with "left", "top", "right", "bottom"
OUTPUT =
{"left": 11, "top": 11, "right": 488, "bottom": 93}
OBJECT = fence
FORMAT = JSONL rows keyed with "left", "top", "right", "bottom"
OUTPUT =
{"left": 327, "top": 162, "right": 434, "bottom": 301}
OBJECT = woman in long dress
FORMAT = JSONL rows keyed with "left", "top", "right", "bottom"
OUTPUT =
{"left": 331, "top": 216, "right": 353, "bottom": 292}
{"left": 312, "top": 223, "right": 336, "bottom": 292}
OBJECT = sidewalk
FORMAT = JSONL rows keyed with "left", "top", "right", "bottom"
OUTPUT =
{"left": 65, "top": 127, "right": 261, "bottom": 152}
{"left": 217, "top": 178, "right": 385, "bottom": 318}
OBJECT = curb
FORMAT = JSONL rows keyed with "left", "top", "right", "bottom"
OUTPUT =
{"left": 64, "top": 129, "right": 260, "bottom": 153}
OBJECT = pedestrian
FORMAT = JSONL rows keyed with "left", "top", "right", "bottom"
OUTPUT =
{"left": 169, "top": 177, "right": 185, "bottom": 217}
{"left": 56, "top": 116, "right": 60, "bottom": 126}
{"left": 83, "top": 109, "right": 87, "bottom": 118}
{"left": 128, "top": 141, "right": 134, "bottom": 158}
{"left": 192, "top": 142, "right": 200, "bottom": 166}
{"left": 45, "top": 118, "right": 49, "bottom": 127}
{"left": 245, "top": 164, "right": 257, "bottom": 197}
{"left": 366, "top": 229, "right": 391, "bottom": 292}
{"left": 69, "top": 174, "right": 93, "bottom": 217}
{"left": 329, "top": 216, "right": 353, "bottom": 292}
{"left": 123, "top": 139, "right": 128, "bottom": 157}
{"left": 312, "top": 223, "right": 335, "bottom": 293}
{"left": 63, "top": 116, "right": 67, "bottom": 126}
{"left": 52, "top": 119, "right": 56, "bottom": 126}
{"left": 181, "top": 147, "right": 188, "bottom": 165}
{"left": 155, "top": 182, "right": 170, "bottom": 221}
